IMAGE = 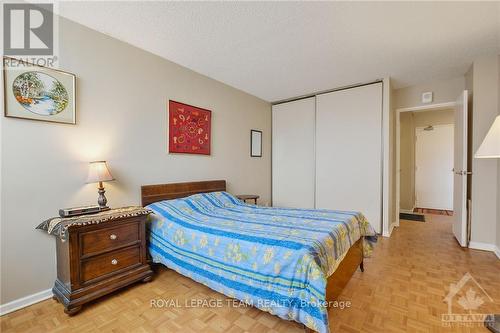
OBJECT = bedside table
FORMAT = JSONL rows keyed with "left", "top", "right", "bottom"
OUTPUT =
{"left": 236, "top": 194, "right": 259, "bottom": 204}
{"left": 38, "top": 207, "right": 153, "bottom": 315}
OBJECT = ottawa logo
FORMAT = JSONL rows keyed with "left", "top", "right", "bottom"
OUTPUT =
{"left": 442, "top": 272, "right": 495, "bottom": 328}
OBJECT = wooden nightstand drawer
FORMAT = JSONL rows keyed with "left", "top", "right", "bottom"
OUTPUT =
{"left": 51, "top": 208, "right": 153, "bottom": 315}
{"left": 81, "top": 245, "right": 141, "bottom": 283}
{"left": 80, "top": 221, "right": 140, "bottom": 256}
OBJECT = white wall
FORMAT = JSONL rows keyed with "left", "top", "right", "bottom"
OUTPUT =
{"left": 0, "top": 17, "right": 271, "bottom": 304}
{"left": 383, "top": 78, "right": 392, "bottom": 236}
{"left": 389, "top": 80, "right": 396, "bottom": 228}
{"left": 470, "top": 55, "right": 499, "bottom": 247}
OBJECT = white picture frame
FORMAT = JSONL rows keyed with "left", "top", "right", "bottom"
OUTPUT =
{"left": 3, "top": 56, "right": 76, "bottom": 124}
{"left": 251, "top": 129, "right": 262, "bottom": 157}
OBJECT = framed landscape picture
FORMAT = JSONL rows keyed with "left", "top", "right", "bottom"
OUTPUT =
{"left": 3, "top": 57, "right": 76, "bottom": 124}
{"left": 168, "top": 100, "right": 211, "bottom": 155}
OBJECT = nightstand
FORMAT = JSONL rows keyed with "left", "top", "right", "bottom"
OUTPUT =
{"left": 39, "top": 207, "right": 153, "bottom": 315}
{"left": 236, "top": 194, "right": 259, "bottom": 204}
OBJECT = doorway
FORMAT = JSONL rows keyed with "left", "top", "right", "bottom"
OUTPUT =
{"left": 398, "top": 107, "right": 455, "bottom": 216}
{"left": 396, "top": 90, "right": 472, "bottom": 247}
{"left": 415, "top": 124, "right": 454, "bottom": 213}
{"left": 395, "top": 92, "right": 470, "bottom": 247}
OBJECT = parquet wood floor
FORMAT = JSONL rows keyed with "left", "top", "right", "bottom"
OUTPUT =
{"left": 1, "top": 214, "right": 499, "bottom": 332}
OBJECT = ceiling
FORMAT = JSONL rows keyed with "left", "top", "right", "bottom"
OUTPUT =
{"left": 59, "top": 1, "right": 500, "bottom": 102}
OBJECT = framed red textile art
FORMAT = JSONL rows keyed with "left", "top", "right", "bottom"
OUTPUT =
{"left": 168, "top": 100, "right": 211, "bottom": 155}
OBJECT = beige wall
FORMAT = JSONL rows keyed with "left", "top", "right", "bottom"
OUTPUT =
{"left": 0, "top": 17, "right": 271, "bottom": 304}
{"left": 470, "top": 55, "right": 498, "bottom": 246}
{"left": 497, "top": 55, "right": 500, "bottom": 252}
{"left": 464, "top": 65, "right": 474, "bottom": 243}
{"left": 394, "top": 76, "right": 465, "bottom": 109}
{"left": 399, "top": 110, "right": 454, "bottom": 210}
{"left": 399, "top": 112, "right": 415, "bottom": 210}
{"left": 413, "top": 110, "right": 455, "bottom": 127}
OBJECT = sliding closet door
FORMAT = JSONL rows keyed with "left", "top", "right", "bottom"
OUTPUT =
{"left": 272, "top": 97, "right": 315, "bottom": 208}
{"left": 316, "top": 83, "right": 383, "bottom": 233}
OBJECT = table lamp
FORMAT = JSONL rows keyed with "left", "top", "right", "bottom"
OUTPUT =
{"left": 86, "top": 161, "right": 114, "bottom": 210}
{"left": 475, "top": 115, "right": 500, "bottom": 159}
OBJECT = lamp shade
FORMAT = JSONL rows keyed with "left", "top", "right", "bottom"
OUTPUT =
{"left": 475, "top": 115, "right": 500, "bottom": 159}
{"left": 86, "top": 161, "right": 114, "bottom": 183}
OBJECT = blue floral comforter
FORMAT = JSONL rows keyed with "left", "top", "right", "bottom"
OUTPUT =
{"left": 147, "top": 191, "right": 376, "bottom": 333}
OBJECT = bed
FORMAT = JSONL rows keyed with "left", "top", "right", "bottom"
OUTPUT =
{"left": 141, "top": 180, "right": 376, "bottom": 333}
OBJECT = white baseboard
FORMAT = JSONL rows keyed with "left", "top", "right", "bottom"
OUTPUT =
{"left": 468, "top": 241, "right": 499, "bottom": 256}
{"left": 494, "top": 246, "right": 500, "bottom": 260}
{"left": 382, "top": 221, "right": 397, "bottom": 237}
{"left": 473, "top": 243, "right": 500, "bottom": 260}
{"left": 0, "top": 288, "right": 52, "bottom": 316}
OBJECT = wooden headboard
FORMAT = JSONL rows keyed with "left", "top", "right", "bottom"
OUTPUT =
{"left": 141, "top": 180, "right": 226, "bottom": 206}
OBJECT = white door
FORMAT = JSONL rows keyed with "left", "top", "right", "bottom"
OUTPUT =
{"left": 272, "top": 97, "right": 316, "bottom": 208}
{"left": 315, "top": 83, "right": 383, "bottom": 233}
{"left": 453, "top": 91, "right": 469, "bottom": 247}
{"left": 415, "top": 124, "right": 454, "bottom": 210}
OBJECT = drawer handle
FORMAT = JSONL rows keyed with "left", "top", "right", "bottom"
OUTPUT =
{"left": 111, "top": 259, "right": 118, "bottom": 265}
{"left": 109, "top": 234, "right": 117, "bottom": 240}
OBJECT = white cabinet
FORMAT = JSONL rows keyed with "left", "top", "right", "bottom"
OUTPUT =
{"left": 272, "top": 82, "right": 384, "bottom": 233}
{"left": 315, "top": 83, "right": 383, "bottom": 233}
{"left": 272, "top": 97, "right": 316, "bottom": 208}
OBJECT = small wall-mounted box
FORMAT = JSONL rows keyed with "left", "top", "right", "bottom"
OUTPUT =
{"left": 422, "top": 91, "right": 433, "bottom": 104}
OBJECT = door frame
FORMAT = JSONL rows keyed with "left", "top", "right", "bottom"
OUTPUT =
{"left": 395, "top": 102, "right": 456, "bottom": 229}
